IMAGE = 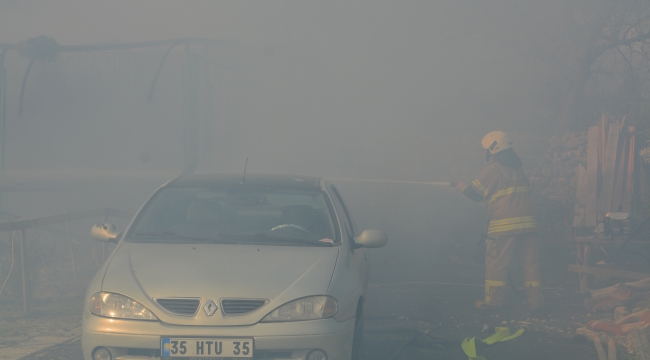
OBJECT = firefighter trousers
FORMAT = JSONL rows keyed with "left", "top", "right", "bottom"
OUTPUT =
{"left": 483, "top": 232, "right": 543, "bottom": 310}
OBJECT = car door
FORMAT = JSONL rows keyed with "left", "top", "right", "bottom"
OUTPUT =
{"left": 329, "top": 185, "right": 369, "bottom": 288}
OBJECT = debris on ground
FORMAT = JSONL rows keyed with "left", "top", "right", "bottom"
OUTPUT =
{"left": 575, "top": 278, "right": 650, "bottom": 359}
{"left": 588, "top": 308, "right": 650, "bottom": 335}
{"left": 584, "top": 278, "right": 650, "bottom": 312}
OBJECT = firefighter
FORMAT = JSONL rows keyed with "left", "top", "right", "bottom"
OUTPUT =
{"left": 454, "top": 131, "right": 543, "bottom": 310}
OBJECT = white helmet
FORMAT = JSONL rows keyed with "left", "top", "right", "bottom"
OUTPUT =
{"left": 481, "top": 131, "right": 513, "bottom": 154}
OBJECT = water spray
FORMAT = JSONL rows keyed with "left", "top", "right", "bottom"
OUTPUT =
{"left": 330, "top": 177, "right": 457, "bottom": 187}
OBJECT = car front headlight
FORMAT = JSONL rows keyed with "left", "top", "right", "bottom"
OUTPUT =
{"left": 261, "top": 296, "right": 338, "bottom": 322}
{"left": 90, "top": 292, "right": 158, "bottom": 321}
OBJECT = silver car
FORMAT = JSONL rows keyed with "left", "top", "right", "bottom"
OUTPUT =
{"left": 82, "top": 174, "right": 387, "bottom": 360}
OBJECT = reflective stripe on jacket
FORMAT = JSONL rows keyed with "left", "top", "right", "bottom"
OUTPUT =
{"left": 470, "top": 159, "right": 537, "bottom": 236}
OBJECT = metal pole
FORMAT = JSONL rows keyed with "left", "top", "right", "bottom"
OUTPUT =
{"left": 184, "top": 43, "right": 200, "bottom": 169}
{"left": 201, "top": 43, "right": 215, "bottom": 168}
{"left": 0, "top": 49, "right": 7, "bottom": 173}
{"left": 19, "top": 229, "right": 27, "bottom": 312}
{"left": 1, "top": 67, "right": 6, "bottom": 173}
{"left": 0, "top": 54, "right": 6, "bottom": 244}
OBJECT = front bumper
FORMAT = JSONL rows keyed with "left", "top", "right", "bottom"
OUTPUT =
{"left": 82, "top": 314, "right": 355, "bottom": 360}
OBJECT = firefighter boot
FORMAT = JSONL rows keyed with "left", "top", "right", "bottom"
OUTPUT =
{"left": 476, "top": 281, "right": 505, "bottom": 309}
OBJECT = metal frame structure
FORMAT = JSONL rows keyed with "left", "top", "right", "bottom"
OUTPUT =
{"left": 0, "top": 36, "right": 227, "bottom": 173}
{"left": 0, "top": 207, "right": 132, "bottom": 311}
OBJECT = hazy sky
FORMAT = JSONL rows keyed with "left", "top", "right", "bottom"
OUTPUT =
{"left": 0, "top": 1, "right": 557, "bottom": 183}
{"left": 0, "top": 1, "right": 576, "bottom": 287}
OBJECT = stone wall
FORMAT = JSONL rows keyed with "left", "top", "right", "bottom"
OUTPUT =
{"left": 526, "top": 131, "right": 588, "bottom": 200}
{"left": 517, "top": 131, "right": 589, "bottom": 237}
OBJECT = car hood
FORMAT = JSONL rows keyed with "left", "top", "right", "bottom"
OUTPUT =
{"left": 100, "top": 242, "right": 340, "bottom": 326}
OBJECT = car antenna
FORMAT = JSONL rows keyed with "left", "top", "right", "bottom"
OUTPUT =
{"left": 240, "top": 158, "right": 248, "bottom": 184}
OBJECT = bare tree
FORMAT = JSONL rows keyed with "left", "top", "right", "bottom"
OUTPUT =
{"left": 546, "top": 0, "right": 650, "bottom": 130}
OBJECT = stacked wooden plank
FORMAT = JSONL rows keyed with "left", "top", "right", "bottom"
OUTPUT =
{"left": 574, "top": 115, "right": 636, "bottom": 228}
{"left": 630, "top": 328, "right": 650, "bottom": 360}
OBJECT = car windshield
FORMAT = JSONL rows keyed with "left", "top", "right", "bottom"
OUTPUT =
{"left": 126, "top": 185, "right": 338, "bottom": 246}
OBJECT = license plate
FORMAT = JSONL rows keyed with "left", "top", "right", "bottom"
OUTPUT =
{"left": 161, "top": 338, "right": 253, "bottom": 358}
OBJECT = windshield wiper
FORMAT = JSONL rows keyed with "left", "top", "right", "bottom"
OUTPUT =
{"left": 216, "top": 233, "right": 332, "bottom": 246}
{"left": 255, "top": 233, "right": 334, "bottom": 246}
{"left": 274, "top": 237, "right": 333, "bottom": 246}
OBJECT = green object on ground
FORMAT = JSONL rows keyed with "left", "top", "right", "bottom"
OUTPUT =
{"left": 462, "top": 326, "right": 526, "bottom": 360}
{"left": 461, "top": 337, "right": 487, "bottom": 360}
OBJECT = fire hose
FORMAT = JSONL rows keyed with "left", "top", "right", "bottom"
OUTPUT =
{"left": 461, "top": 326, "right": 527, "bottom": 360}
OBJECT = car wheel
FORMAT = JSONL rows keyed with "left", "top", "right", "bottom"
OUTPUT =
{"left": 351, "top": 309, "right": 364, "bottom": 360}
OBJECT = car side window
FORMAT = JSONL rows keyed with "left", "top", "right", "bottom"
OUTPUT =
{"left": 328, "top": 185, "right": 355, "bottom": 241}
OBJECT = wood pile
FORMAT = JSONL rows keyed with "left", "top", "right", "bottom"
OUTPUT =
{"left": 577, "top": 309, "right": 650, "bottom": 360}
{"left": 573, "top": 114, "right": 637, "bottom": 228}
{"left": 573, "top": 279, "right": 650, "bottom": 359}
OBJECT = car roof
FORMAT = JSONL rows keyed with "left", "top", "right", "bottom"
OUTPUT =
{"left": 169, "top": 173, "right": 324, "bottom": 189}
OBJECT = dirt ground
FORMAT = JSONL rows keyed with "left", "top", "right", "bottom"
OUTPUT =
{"left": 4, "top": 237, "right": 609, "bottom": 360}
{"left": 0, "top": 298, "right": 81, "bottom": 360}
{"left": 357, "top": 236, "right": 600, "bottom": 360}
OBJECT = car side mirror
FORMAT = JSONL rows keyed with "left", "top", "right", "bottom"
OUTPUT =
{"left": 91, "top": 223, "right": 120, "bottom": 244}
{"left": 354, "top": 229, "right": 388, "bottom": 248}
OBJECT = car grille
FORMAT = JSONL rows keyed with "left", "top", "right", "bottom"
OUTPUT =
{"left": 221, "top": 299, "right": 268, "bottom": 316}
{"left": 156, "top": 298, "right": 201, "bottom": 316}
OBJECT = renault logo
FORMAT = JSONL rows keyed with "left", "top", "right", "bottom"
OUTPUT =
{"left": 203, "top": 300, "right": 218, "bottom": 316}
